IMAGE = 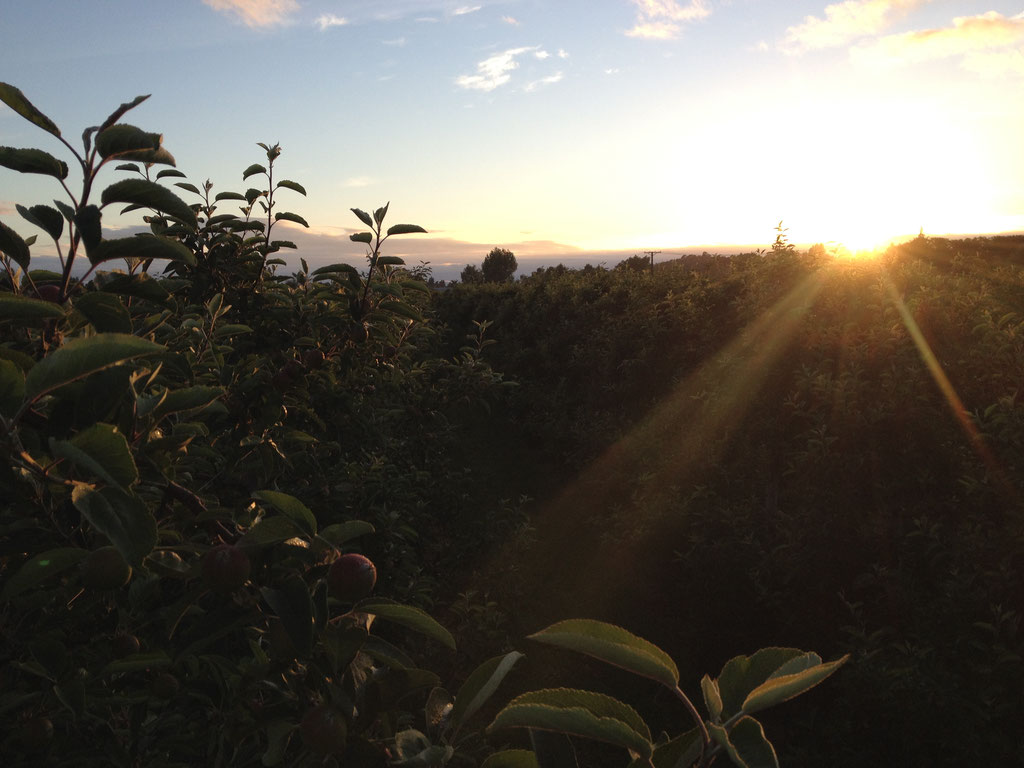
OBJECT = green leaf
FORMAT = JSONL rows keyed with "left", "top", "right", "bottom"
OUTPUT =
{"left": 702, "top": 674, "right": 723, "bottom": 722}
{"left": 0, "top": 358, "right": 25, "bottom": 416}
{"left": 100, "top": 651, "right": 172, "bottom": 676}
{"left": 174, "top": 182, "right": 201, "bottom": 195}
{"left": 98, "top": 95, "right": 150, "bottom": 132}
{"left": 741, "top": 656, "right": 848, "bottom": 715}
{"left": 261, "top": 577, "right": 314, "bottom": 658}
{"left": 95, "top": 272, "right": 171, "bottom": 304}
{"left": 375, "top": 256, "right": 405, "bottom": 266}
{"left": 150, "top": 385, "right": 224, "bottom": 419}
{"left": 0, "top": 548, "right": 88, "bottom": 601}
{"left": 156, "top": 168, "right": 186, "bottom": 180}
{"left": 628, "top": 729, "right": 701, "bottom": 768}
{"left": 74, "top": 291, "right": 132, "bottom": 333}
{"left": 100, "top": 179, "right": 197, "bottom": 226}
{"left": 0, "top": 293, "right": 65, "bottom": 323}
{"left": 487, "top": 688, "right": 652, "bottom": 759}
{"left": 481, "top": 750, "right": 540, "bottom": 768}
{"left": 270, "top": 240, "right": 297, "bottom": 250}
{"left": 214, "top": 191, "right": 247, "bottom": 202}
{"left": 528, "top": 619, "right": 679, "bottom": 689}
{"left": 276, "top": 179, "right": 306, "bottom": 195}
{"left": 240, "top": 516, "right": 302, "bottom": 548}
{"left": 318, "top": 521, "right": 375, "bottom": 546}
{"left": 245, "top": 187, "right": 262, "bottom": 205}
{"left": 450, "top": 651, "right": 525, "bottom": 735}
{"left": 116, "top": 163, "right": 140, "bottom": 172}
{"left": 75, "top": 205, "right": 103, "bottom": 251}
{"left": 716, "top": 648, "right": 804, "bottom": 720}
{"left": 387, "top": 224, "right": 427, "bottom": 236}
{"left": 400, "top": 279, "right": 430, "bottom": 295}
{"left": 0, "top": 219, "right": 31, "bottom": 271}
{"left": 253, "top": 490, "right": 317, "bottom": 536}
{"left": 242, "top": 163, "right": 266, "bottom": 180}
{"left": 88, "top": 234, "right": 197, "bottom": 267}
{"left": 379, "top": 301, "right": 423, "bottom": 323}
{"left": 53, "top": 199, "right": 75, "bottom": 223}
{"left": 24, "top": 332, "right": 164, "bottom": 401}
{"left": 0, "top": 146, "right": 68, "bottom": 179}
{"left": 274, "top": 211, "right": 308, "bottom": 227}
{"left": 708, "top": 717, "right": 778, "bottom": 768}
{"left": 52, "top": 423, "right": 138, "bottom": 488}
{"left": 351, "top": 208, "right": 373, "bottom": 227}
{"left": 350, "top": 233, "right": 372, "bottom": 245}
{"left": 95, "top": 124, "right": 160, "bottom": 159}
{"left": 71, "top": 485, "right": 157, "bottom": 567}
{"left": 118, "top": 145, "right": 175, "bottom": 166}
{"left": 0, "top": 82, "right": 60, "bottom": 136}
{"left": 373, "top": 203, "right": 389, "bottom": 225}
{"left": 355, "top": 598, "right": 456, "bottom": 650}
{"left": 17, "top": 203, "right": 63, "bottom": 241}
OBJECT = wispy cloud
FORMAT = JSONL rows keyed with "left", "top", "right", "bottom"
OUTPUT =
{"left": 851, "top": 11, "right": 1024, "bottom": 76}
{"left": 502, "top": 15, "right": 520, "bottom": 26}
{"left": 315, "top": 13, "right": 349, "bottom": 30}
{"left": 383, "top": 36, "right": 407, "bottom": 46}
{"left": 453, "top": 5, "right": 481, "bottom": 15}
{"left": 202, "top": 0, "right": 298, "bottom": 28}
{"left": 557, "top": 49, "right": 570, "bottom": 59}
{"left": 534, "top": 49, "right": 551, "bottom": 60}
{"left": 456, "top": 46, "right": 535, "bottom": 91}
{"left": 626, "top": 0, "right": 711, "bottom": 40}
{"left": 524, "top": 72, "right": 564, "bottom": 91}
{"left": 782, "top": 0, "right": 928, "bottom": 53}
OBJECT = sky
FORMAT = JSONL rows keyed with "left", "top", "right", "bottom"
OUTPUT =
{"left": 2, "top": 1, "right": 1023, "bottom": 276}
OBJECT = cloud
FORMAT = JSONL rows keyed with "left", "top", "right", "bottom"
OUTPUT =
{"left": 502, "top": 15, "right": 520, "bottom": 26}
{"left": 383, "top": 36, "right": 407, "bottom": 46}
{"left": 315, "top": 13, "right": 349, "bottom": 30}
{"left": 453, "top": 5, "right": 481, "bottom": 15}
{"left": 202, "top": 0, "right": 298, "bottom": 28}
{"left": 557, "top": 48, "right": 570, "bottom": 58}
{"left": 456, "top": 46, "right": 535, "bottom": 91}
{"left": 850, "top": 11, "right": 1024, "bottom": 75}
{"left": 534, "top": 49, "right": 551, "bottom": 59}
{"left": 782, "top": 0, "right": 927, "bottom": 53}
{"left": 626, "top": 0, "right": 711, "bottom": 40}
{"left": 524, "top": 72, "right": 564, "bottom": 91}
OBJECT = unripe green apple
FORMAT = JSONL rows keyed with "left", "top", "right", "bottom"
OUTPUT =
{"left": 300, "top": 704, "right": 347, "bottom": 754}
{"left": 327, "top": 553, "right": 377, "bottom": 603}
{"left": 81, "top": 546, "right": 132, "bottom": 590}
{"left": 202, "top": 544, "right": 251, "bottom": 593}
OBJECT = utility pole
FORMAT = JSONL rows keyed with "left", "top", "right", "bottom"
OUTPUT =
{"left": 643, "top": 250, "right": 661, "bottom": 276}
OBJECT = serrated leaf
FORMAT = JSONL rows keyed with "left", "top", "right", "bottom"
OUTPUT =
{"left": 53, "top": 199, "right": 75, "bottom": 223}
{"left": 156, "top": 168, "right": 186, "bottom": 179}
{"left": 628, "top": 728, "right": 701, "bottom": 768}
{"left": 351, "top": 208, "right": 373, "bottom": 227}
{"left": 708, "top": 717, "right": 778, "bottom": 768}
{"left": 0, "top": 293, "right": 65, "bottom": 323}
{"left": 276, "top": 179, "right": 306, "bottom": 195}
{"left": 373, "top": 203, "right": 389, "bottom": 225}
{"left": 24, "top": 332, "right": 164, "bottom": 401}
{"left": 75, "top": 204, "right": 103, "bottom": 251}
{"left": 270, "top": 240, "right": 296, "bottom": 250}
{"left": 71, "top": 485, "right": 158, "bottom": 567}
{"left": 17, "top": 203, "right": 63, "bottom": 241}
{"left": 0, "top": 219, "right": 31, "bottom": 270}
{"left": 253, "top": 490, "right": 316, "bottom": 536}
{"left": 98, "top": 95, "right": 150, "bottom": 132}
{"left": 74, "top": 291, "right": 132, "bottom": 333}
{"left": 481, "top": 750, "right": 540, "bottom": 768}
{"left": 350, "top": 232, "right": 372, "bottom": 244}
{"left": 261, "top": 576, "right": 314, "bottom": 658}
{"left": 274, "top": 211, "right": 308, "bottom": 227}
{"left": 387, "top": 224, "right": 427, "bottom": 236}
{"left": 242, "top": 163, "right": 266, "bottom": 180}
{"left": 52, "top": 423, "right": 138, "bottom": 488}
{"left": 214, "top": 191, "right": 247, "bottom": 202}
{"left": 117, "top": 145, "right": 175, "bottom": 166}
{"left": 116, "top": 163, "right": 140, "bottom": 172}
{"left": 0, "top": 548, "right": 88, "bottom": 601}
{"left": 375, "top": 256, "right": 406, "bottom": 266}
{"left": 88, "top": 234, "right": 196, "bottom": 267}
{"left": 488, "top": 688, "right": 652, "bottom": 759}
{"left": 0, "top": 146, "right": 68, "bottom": 179}
{"left": 95, "top": 124, "right": 160, "bottom": 159}
{"left": 174, "top": 182, "right": 201, "bottom": 195}
{"left": 101, "top": 179, "right": 196, "bottom": 226}
{"left": 528, "top": 619, "right": 679, "bottom": 688}
{"left": 716, "top": 648, "right": 804, "bottom": 720}
{"left": 0, "top": 82, "right": 60, "bottom": 136}
{"left": 318, "top": 521, "right": 375, "bottom": 546}
{"left": 741, "top": 656, "right": 847, "bottom": 715}
{"left": 450, "top": 651, "right": 525, "bottom": 735}
{"left": 355, "top": 598, "right": 456, "bottom": 650}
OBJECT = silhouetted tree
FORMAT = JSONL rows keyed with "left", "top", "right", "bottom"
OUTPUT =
{"left": 460, "top": 264, "right": 484, "bottom": 284}
{"left": 481, "top": 247, "right": 517, "bottom": 283}
{"left": 616, "top": 254, "right": 652, "bottom": 273}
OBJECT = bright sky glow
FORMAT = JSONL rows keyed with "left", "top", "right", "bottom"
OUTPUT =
{"left": 1, "top": 1, "right": 1022, "bottom": 271}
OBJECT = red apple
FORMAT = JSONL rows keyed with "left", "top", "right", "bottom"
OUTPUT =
{"left": 202, "top": 544, "right": 251, "bottom": 593}
{"left": 327, "top": 553, "right": 376, "bottom": 603}
{"left": 300, "top": 704, "right": 347, "bottom": 754}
